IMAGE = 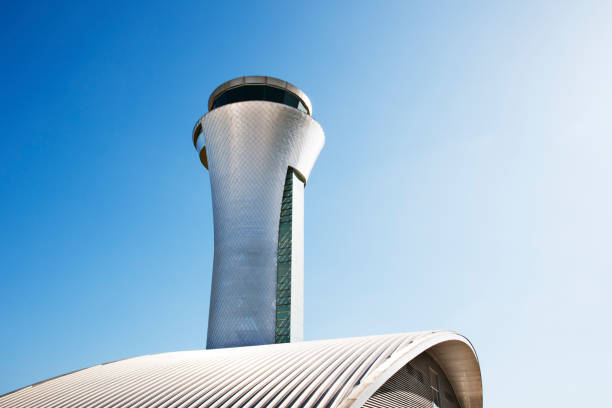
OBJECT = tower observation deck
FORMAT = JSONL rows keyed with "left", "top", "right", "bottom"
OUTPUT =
{"left": 192, "top": 76, "right": 325, "bottom": 349}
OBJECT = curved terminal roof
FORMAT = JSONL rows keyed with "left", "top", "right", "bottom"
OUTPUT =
{"left": 0, "top": 331, "right": 482, "bottom": 408}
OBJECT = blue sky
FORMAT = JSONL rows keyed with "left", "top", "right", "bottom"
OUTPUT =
{"left": 1, "top": 1, "right": 611, "bottom": 406}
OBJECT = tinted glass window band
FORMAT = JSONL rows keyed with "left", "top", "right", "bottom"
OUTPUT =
{"left": 211, "top": 85, "right": 310, "bottom": 114}
{"left": 275, "top": 168, "right": 294, "bottom": 343}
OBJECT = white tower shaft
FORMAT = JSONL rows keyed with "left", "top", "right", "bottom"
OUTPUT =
{"left": 194, "top": 91, "right": 324, "bottom": 349}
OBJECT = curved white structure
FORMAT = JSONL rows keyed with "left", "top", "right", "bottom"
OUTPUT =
{"left": 0, "top": 332, "right": 482, "bottom": 408}
{"left": 193, "top": 77, "right": 325, "bottom": 349}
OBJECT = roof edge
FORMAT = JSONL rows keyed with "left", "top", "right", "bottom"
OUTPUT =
{"left": 341, "top": 331, "right": 483, "bottom": 408}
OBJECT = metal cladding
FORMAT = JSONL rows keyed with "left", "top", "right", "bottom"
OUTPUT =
{"left": 0, "top": 332, "right": 483, "bottom": 408}
{"left": 193, "top": 100, "right": 324, "bottom": 348}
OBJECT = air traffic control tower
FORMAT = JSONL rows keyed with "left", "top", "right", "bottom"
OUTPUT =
{"left": 192, "top": 76, "right": 325, "bottom": 349}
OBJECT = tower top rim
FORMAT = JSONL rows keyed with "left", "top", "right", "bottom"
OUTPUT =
{"left": 208, "top": 76, "right": 313, "bottom": 115}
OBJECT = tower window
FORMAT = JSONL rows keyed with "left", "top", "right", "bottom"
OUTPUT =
{"left": 211, "top": 85, "right": 309, "bottom": 114}
{"left": 275, "top": 168, "right": 294, "bottom": 343}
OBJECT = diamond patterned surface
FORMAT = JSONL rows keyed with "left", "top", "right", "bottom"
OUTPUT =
{"left": 198, "top": 101, "right": 324, "bottom": 349}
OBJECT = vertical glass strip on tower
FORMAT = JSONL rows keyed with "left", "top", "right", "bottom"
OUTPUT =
{"left": 275, "top": 168, "right": 294, "bottom": 343}
{"left": 193, "top": 76, "right": 324, "bottom": 349}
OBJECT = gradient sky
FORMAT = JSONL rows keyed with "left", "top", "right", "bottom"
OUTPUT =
{"left": 1, "top": 1, "right": 611, "bottom": 406}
